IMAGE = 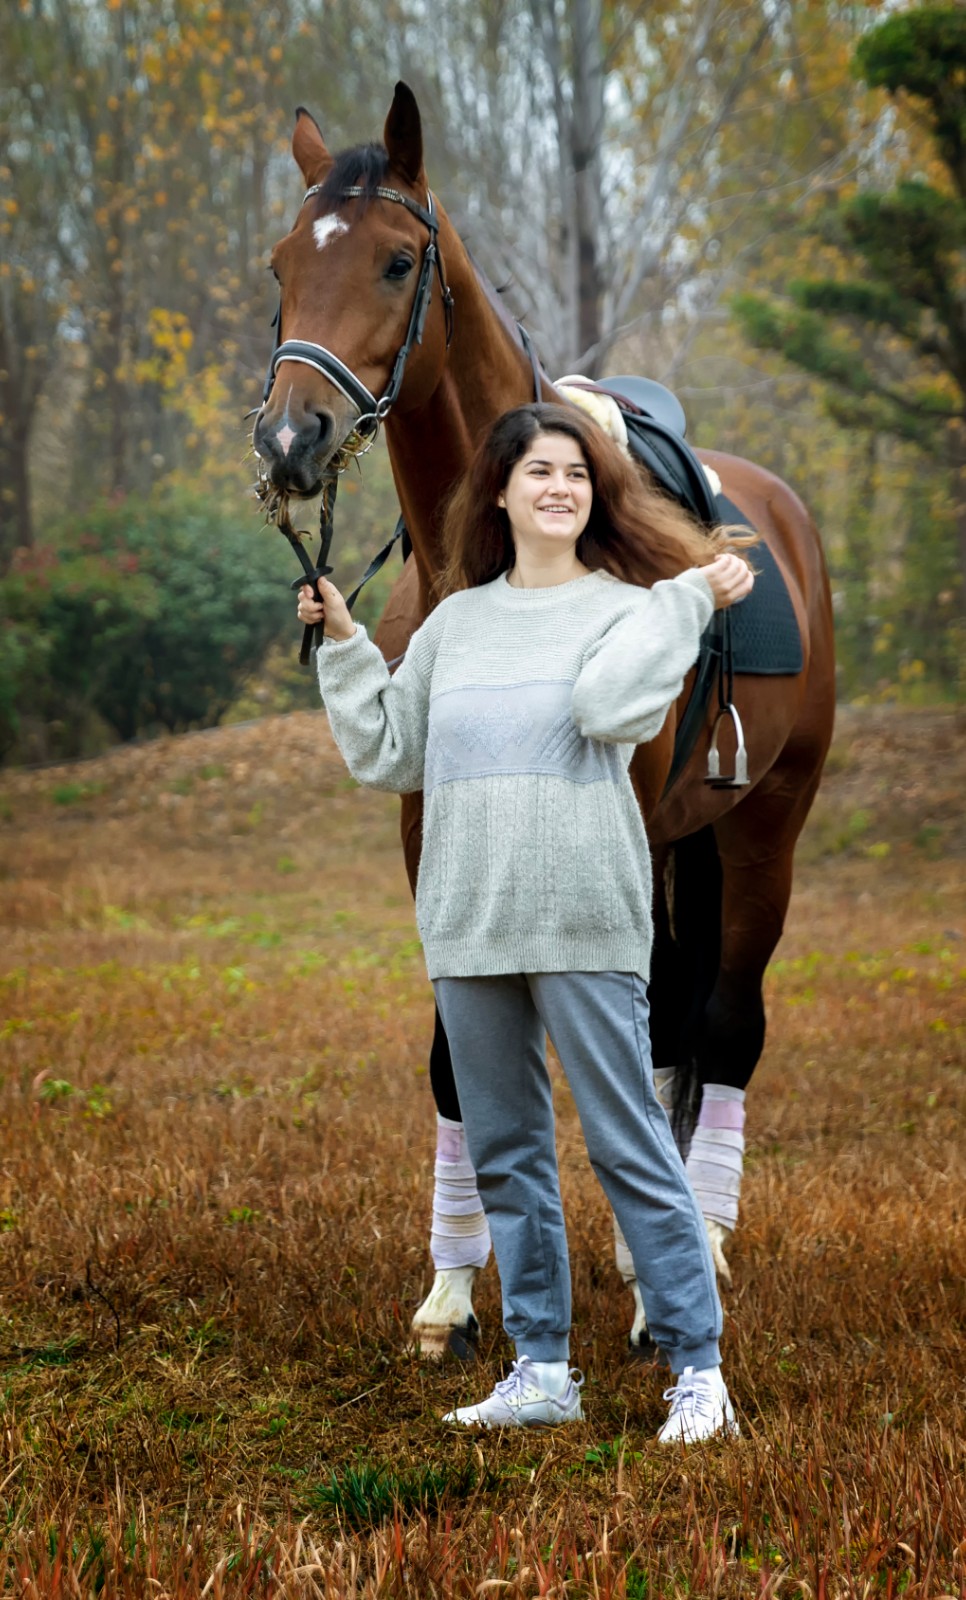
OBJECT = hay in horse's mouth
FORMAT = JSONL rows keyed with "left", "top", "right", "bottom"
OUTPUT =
{"left": 252, "top": 423, "right": 376, "bottom": 538}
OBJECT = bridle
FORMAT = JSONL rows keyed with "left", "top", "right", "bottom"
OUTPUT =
{"left": 261, "top": 182, "right": 455, "bottom": 431}
{"left": 257, "top": 180, "right": 455, "bottom": 662}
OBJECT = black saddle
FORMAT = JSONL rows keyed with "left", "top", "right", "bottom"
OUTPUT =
{"left": 574, "top": 376, "right": 719, "bottom": 526}
{"left": 597, "top": 375, "right": 687, "bottom": 437}
{"left": 582, "top": 375, "right": 803, "bottom": 797}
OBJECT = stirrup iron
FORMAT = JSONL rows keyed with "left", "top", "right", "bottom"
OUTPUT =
{"left": 705, "top": 702, "right": 749, "bottom": 788}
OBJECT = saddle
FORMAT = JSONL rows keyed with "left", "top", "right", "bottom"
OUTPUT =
{"left": 563, "top": 375, "right": 719, "bottom": 527}
{"left": 561, "top": 373, "right": 802, "bottom": 796}
{"left": 597, "top": 376, "right": 720, "bottom": 527}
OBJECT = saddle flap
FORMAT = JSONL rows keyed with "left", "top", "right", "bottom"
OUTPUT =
{"left": 622, "top": 413, "right": 720, "bottom": 527}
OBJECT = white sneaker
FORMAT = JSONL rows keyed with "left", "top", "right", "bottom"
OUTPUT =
{"left": 442, "top": 1356, "right": 584, "bottom": 1429}
{"left": 656, "top": 1365, "right": 739, "bottom": 1444}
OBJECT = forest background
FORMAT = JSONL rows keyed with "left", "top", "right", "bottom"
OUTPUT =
{"left": 2, "top": 0, "right": 964, "bottom": 766}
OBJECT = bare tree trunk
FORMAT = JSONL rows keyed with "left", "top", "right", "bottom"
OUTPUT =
{"left": 571, "top": 0, "right": 604, "bottom": 372}
{"left": 0, "top": 308, "right": 45, "bottom": 569}
{"left": 0, "top": 412, "right": 34, "bottom": 570}
{"left": 107, "top": 26, "right": 128, "bottom": 500}
{"left": 947, "top": 421, "right": 966, "bottom": 620}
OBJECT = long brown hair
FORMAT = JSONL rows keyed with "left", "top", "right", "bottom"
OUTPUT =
{"left": 437, "top": 402, "right": 753, "bottom": 598}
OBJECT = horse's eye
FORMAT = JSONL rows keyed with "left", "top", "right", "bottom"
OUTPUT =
{"left": 385, "top": 256, "right": 415, "bottom": 281}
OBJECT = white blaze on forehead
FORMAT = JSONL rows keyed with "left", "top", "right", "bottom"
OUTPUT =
{"left": 313, "top": 215, "right": 350, "bottom": 251}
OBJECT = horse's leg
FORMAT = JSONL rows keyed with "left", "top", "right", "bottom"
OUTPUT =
{"left": 683, "top": 753, "right": 829, "bottom": 1276}
{"left": 399, "top": 791, "right": 491, "bottom": 1358}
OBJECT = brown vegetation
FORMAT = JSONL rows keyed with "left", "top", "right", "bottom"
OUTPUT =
{"left": 0, "top": 705, "right": 963, "bottom": 1596}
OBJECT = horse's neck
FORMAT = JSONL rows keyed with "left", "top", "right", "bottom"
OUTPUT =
{"left": 385, "top": 227, "right": 539, "bottom": 608}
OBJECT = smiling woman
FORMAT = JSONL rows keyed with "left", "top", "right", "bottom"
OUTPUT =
{"left": 435, "top": 402, "right": 738, "bottom": 601}
{"left": 297, "top": 401, "right": 752, "bottom": 1442}
{"left": 498, "top": 434, "right": 594, "bottom": 583}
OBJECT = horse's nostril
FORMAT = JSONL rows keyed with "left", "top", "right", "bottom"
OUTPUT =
{"left": 315, "top": 412, "right": 336, "bottom": 453}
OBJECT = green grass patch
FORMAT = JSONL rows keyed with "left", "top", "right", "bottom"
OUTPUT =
{"left": 306, "top": 1458, "right": 483, "bottom": 1529}
{"left": 51, "top": 781, "right": 105, "bottom": 806}
{"left": 3, "top": 1335, "right": 87, "bottom": 1372}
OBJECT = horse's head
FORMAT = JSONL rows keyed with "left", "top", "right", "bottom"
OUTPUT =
{"left": 253, "top": 83, "right": 453, "bottom": 497}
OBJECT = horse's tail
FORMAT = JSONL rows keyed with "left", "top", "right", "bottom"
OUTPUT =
{"left": 651, "top": 826, "right": 723, "bottom": 1152}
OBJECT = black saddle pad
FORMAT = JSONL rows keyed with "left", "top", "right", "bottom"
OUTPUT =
{"left": 714, "top": 493, "right": 803, "bottom": 676}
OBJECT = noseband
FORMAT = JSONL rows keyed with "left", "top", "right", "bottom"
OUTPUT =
{"left": 261, "top": 182, "right": 455, "bottom": 432}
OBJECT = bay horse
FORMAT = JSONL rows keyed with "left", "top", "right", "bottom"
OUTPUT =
{"left": 252, "top": 83, "right": 835, "bottom": 1356}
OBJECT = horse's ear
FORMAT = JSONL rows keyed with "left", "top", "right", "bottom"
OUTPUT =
{"left": 383, "top": 81, "right": 425, "bottom": 187}
{"left": 292, "top": 106, "right": 333, "bottom": 189}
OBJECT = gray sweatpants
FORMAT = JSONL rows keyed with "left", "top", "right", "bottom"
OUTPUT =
{"left": 433, "top": 971, "right": 722, "bottom": 1372}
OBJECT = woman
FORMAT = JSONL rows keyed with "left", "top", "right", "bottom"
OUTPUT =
{"left": 298, "top": 403, "right": 753, "bottom": 1442}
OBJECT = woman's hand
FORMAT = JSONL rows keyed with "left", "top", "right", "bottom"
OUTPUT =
{"left": 297, "top": 578, "right": 356, "bottom": 642}
{"left": 702, "top": 552, "right": 754, "bottom": 610}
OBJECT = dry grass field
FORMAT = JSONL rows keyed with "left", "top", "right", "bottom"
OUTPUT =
{"left": 0, "top": 703, "right": 964, "bottom": 1597}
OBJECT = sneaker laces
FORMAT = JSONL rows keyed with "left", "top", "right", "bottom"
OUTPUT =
{"left": 494, "top": 1359, "right": 584, "bottom": 1404}
{"left": 663, "top": 1371, "right": 717, "bottom": 1424}
{"left": 492, "top": 1361, "right": 533, "bottom": 1405}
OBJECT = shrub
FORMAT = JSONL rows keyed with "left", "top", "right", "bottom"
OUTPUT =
{"left": 1, "top": 489, "right": 293, "bottom": 759}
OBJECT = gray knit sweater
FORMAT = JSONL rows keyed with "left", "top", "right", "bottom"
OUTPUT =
{"left": 316, "top": 567, "right": 715, "bottom": 980}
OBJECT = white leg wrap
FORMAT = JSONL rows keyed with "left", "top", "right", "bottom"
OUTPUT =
{"left": 685, "top": 1084, "right": 745, "bottom": 1233}
{"left": 429, "top": 1115, "right": 491, "bottom": 1271}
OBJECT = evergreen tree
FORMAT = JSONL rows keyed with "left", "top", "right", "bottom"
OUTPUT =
{"left": 732, "top": 6, "right": 966, "bottom": 618}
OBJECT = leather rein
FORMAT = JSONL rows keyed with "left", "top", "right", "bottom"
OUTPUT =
{"left": 257, "top": 182, "right": 454, "bottom": 664}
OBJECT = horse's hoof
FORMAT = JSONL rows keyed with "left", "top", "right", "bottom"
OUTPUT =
{"left": 445, "top": 1315, "right": 480, "bottom": 1361}
{"left": 411, "top": 1314, "right": 480, "bottom": 1362}
{"left": 705, "top": 1218, "right": 733, "bottom": 1284}
{"left": 625, "top": 1279, "right": 657, "bottom": 1361}
{"left": 410, "top": 1266, "right": 481, "bottom": 1360}
{"left": 626, "top": 1331, "right": 660, "bottom": 1364}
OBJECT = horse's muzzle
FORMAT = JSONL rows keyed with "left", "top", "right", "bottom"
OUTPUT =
{"left": 252, "top": 407, "right": 338, "bottom": 496}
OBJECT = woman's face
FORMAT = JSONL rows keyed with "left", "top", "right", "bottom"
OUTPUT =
{"left": 498, "top": 432, "right": 593, "bottom": 559}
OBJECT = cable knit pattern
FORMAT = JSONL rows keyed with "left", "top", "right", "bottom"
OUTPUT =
{"left": 316, "top": 567, "right": 714, "bottom": 980}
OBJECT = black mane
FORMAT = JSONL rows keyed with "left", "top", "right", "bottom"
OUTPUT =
{"left": 315, "top": 144, "right": 390, "bottom": 210}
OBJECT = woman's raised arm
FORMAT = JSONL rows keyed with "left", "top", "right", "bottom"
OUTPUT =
{"left": 572, "top": 557, "right": 752, "bottom": 746}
